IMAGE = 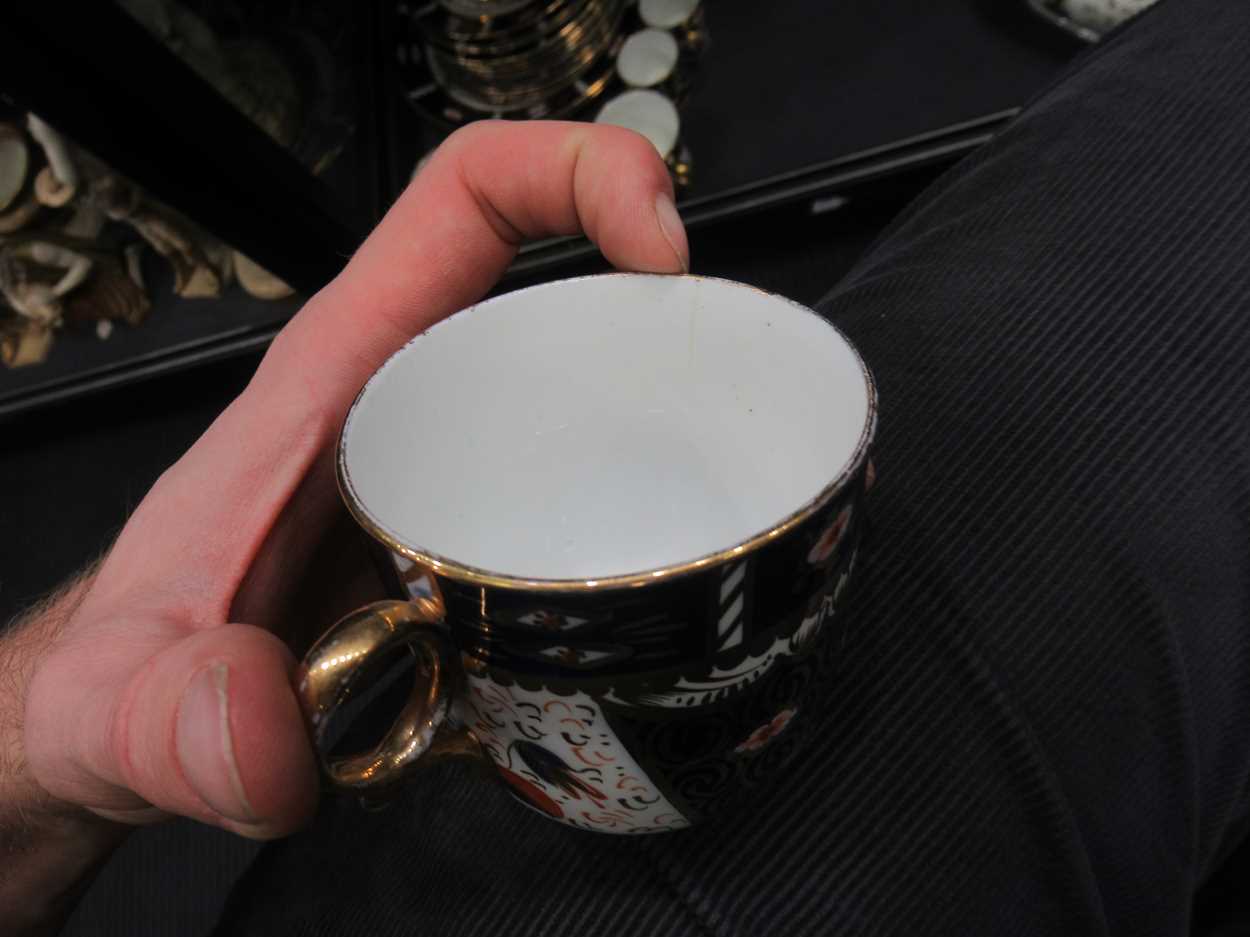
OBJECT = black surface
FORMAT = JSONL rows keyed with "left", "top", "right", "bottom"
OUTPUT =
{"left": 386, "top": 0, "right": 1078, "bottom": 207}
{"left": 511, "top": 113, "right": 1014, "bottom": 275}
{"left": 673, "top": 0, "right": 1066, "bottom": 196}
{"left": 0, "top": 1, "right": 1074, "bottom": 422}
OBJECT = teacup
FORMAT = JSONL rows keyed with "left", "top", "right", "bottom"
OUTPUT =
{"left": 297, "top": 273, "right": 876, "bottom": 834}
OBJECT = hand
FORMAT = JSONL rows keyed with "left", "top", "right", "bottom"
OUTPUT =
{"left": 12, "top": 122, "right": 688, "bottom": 853}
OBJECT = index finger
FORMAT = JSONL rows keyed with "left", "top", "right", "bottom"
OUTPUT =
{"left": 262, "top": 120, "right": 689, "bottom": 422}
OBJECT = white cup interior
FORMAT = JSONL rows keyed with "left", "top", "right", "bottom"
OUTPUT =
{"left": 341, "top": 274, "right": 872, "bottom": 582}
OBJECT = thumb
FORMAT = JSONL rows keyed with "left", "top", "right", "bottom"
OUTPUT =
{"left": 26, "top": 623, "right": 318, "bottom": 839}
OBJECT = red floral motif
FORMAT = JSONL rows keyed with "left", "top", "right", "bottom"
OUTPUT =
{"left": 497, "top": 766, "right": 563, "bottom": 818}
{"left": 807, "top": 506, "right": 852, "bottom": 566}
{"left": 734, "top": 707, "right": 798, "bottom": 755}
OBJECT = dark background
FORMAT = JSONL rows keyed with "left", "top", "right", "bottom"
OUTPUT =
{"left": 0, "top": 0, "right": 1077, "bottom": 416}
{"left": 0, "top": 2, "right": 1077, "bottom": 933}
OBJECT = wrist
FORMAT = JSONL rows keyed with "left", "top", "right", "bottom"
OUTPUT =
{"left": 1, "top": 565, "right": 130, "bottom": 935}
{"left": 1, "top": 569, "right": 91, "bottom": 811}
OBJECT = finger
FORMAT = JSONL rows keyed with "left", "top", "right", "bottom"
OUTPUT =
{"left": 26, "top": 623, "right": 318, "bottom": 839}
{"left": 104, "top": 121, "right": 687, "bottom": 605}
{"left": 269, "top": 119, "right": 688, "bottom": 415}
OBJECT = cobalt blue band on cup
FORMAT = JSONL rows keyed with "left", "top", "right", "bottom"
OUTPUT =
{"left": 296, "top": 273, "right": 877, "bottom": 834}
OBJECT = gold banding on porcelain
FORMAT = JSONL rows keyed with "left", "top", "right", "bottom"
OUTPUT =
{"left": 296, "top": 599, "right": 456, "bottom": 790}
{"left": 337, "top": 387, "right": 877, "bottom": 594}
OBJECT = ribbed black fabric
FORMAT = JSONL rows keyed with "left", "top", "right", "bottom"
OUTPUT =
{"left": 214, "top": 1, "right": 1250, "bottom": 933}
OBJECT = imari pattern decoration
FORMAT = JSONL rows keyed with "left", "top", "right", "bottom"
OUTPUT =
{"left": 387, "top": 459, "right": 872, "bottom": 833}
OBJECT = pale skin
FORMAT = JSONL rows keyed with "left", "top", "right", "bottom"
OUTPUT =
{"left": 0, "top": 121, "right": 689, "bottom": 935}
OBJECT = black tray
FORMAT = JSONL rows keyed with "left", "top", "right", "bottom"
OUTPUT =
{"left": 384, "top": 0, "right": 1078, "bottom": 225}
{"left": 0, "top": 0, "right": 1078, "bottom": 419}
